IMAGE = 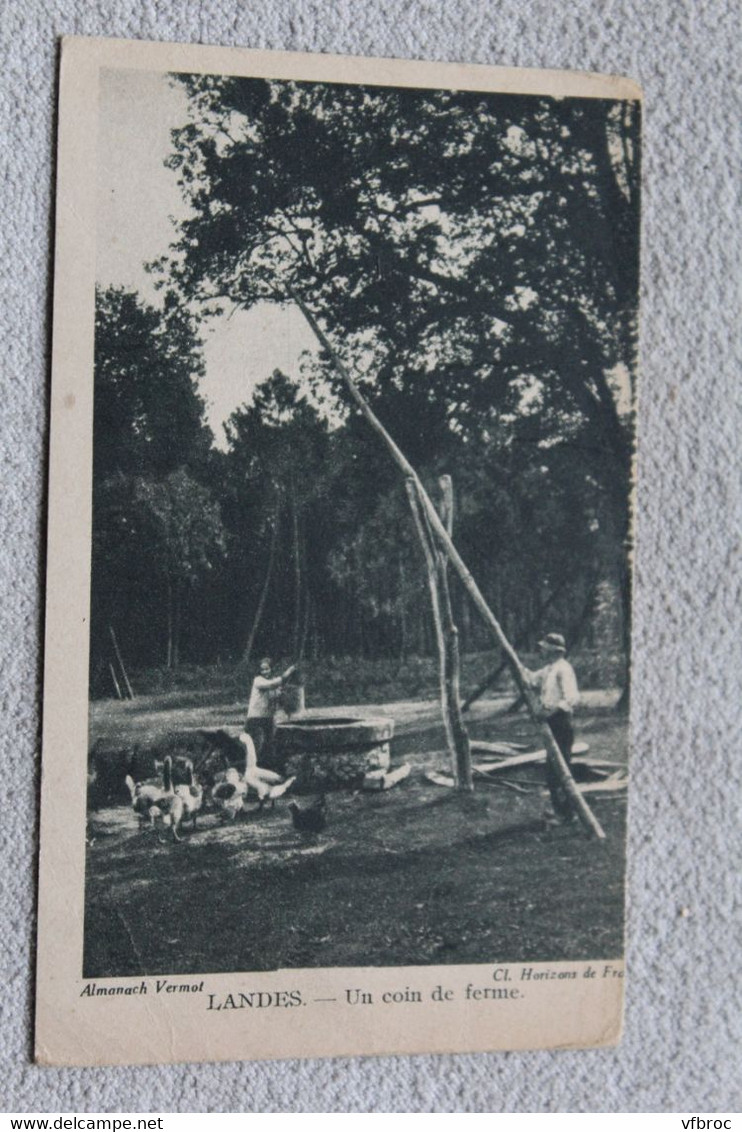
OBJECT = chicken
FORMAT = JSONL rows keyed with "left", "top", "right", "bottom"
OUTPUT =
{"left": 288, "top": 795, "right": 327, "bottom": 834}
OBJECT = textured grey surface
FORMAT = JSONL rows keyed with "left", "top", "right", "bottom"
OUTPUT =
{"left": 1, "top": 0, "right": 740, "bottom": 1114}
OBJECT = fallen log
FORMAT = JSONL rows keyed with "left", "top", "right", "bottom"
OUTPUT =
{"left": 426, "top": 768, "right": 554, "bottom": 796}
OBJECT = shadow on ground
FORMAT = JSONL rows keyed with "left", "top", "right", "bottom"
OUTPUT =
{"left": 84, "top": 698, "right": 628, "bottom": 978}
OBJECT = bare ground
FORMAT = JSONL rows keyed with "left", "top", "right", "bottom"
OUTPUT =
{"left": 84, "top": 694, "right": 628, "bottom": 978}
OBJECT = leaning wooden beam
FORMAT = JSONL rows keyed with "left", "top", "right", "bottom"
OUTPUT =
{"left": 292, "top": 291, "right": 605, "bottom": 839}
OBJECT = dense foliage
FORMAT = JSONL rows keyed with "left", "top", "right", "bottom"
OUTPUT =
{"left": 91, "top": 77, "right": 640, "bottom": 695}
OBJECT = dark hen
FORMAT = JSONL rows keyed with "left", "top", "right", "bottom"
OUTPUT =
{"left": 288, "top": 795, "right": 327, "bottom": 834}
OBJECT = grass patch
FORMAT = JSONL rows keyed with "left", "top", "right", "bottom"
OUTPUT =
{"left": 84, "top": 702, "right": 627, "bottom": 977}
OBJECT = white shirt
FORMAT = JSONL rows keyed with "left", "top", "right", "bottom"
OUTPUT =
{"left": 247, "top": 674, "right": 284, "bottom": 719}
{"left": 526, "top": 657, "right": 579, "bottom": 717}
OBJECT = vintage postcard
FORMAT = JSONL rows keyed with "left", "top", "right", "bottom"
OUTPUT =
{"left": 37, "top": 35, "right": 641, "bottom": 1066}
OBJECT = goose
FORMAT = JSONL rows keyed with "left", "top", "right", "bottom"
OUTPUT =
{"left": 211, "top": 767, "right": 248, "bottom": 821}
{"left": 262, "top": 775, "right": 297, "bottom": 809}
{"left": 150, "top": 755, "right": 186, "bottom": 842}
{"left": 124, "top": 774, "right": 164, "bottom": 830}
{"left": 174, "top": 765, "right": 203, "bottom": 829}
{"left": 239, "top": 731, "right": 295, "bottom": 810}
{"left": 244, "top": 771, "right": 297, "bottom": 810}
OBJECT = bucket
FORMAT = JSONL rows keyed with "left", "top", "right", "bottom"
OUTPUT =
{"left": 282, "top": 684, "right": 305, "bottom": 717}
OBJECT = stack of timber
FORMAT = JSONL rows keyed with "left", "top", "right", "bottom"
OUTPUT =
{"left": 426, "top": 739, "right": 628, "bottom": 794}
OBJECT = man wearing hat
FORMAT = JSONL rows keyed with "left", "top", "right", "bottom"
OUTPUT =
{"left": 525, "top": 632, "right": 580, "bottom": 824}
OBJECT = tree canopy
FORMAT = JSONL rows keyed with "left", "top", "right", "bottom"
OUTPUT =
{"left": 158, "top": 76, "right": 638, "bottom": 444}
{"left": 90, "top": 77, "right": 640, "bottom": 693}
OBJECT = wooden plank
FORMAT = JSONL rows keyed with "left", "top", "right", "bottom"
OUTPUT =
{"left": 470, "top": 740, "right": 531, "bottom": 756}
{"left": 363, "top": 763, "right": 412, "bottom": 791}
{"left": 578, "top": 775, "right": 628, "bottom": 794}
{"left": 473, "top": 752, "right": 543, "bottom": 771}
{"left": 472, "top": 740, "right": 590, "bottom": 772}
{"left": 573, "top": 757, "right": 625, "bottom": 770}
{"left": 424, "top": 770, "right": 455, "bottom": 788}
{"left": 540, "top": 774, "right": 628, "bottom": 796}
{"left": 472, "top": 770, "right": 532, "bottom": 793}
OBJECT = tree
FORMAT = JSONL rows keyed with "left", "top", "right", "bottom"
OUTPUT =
{"left": 94, "top": 286, "right": 211, "bottom": 480}
{"left": 147, "top": 76, "right": 638, "bottom": 704}
{"left": 91, "top": 287, "right": 222, "bottom": 678}
{"left": 220, "top": 371, "right": 330, "bottom": 666}
{"left": 156, "top": 76, "right": 638, "bottom": 576}
{"left": 158, "top": 76, "right": 638, "bottom": 426}
{"left": 132, "top": 469, "right": 226, "bottom": 667}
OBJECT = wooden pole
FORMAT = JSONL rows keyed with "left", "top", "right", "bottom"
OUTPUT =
{"left": 243, "top": 503, "right": 280, "bottom": 666}
{"left": 108, "top": 662, "right": 123, "bottom": 700}
{"left": 293, "top": 291, "right": 604, "bottom": 838}
{"left": 406, "top": 479, "right": 472, "bottom": 790}
{"left": 290, "top": 476, "right": 302, "bottom": 658}
{"left": 433, "top": 476, "right": 472, "bottom": 789}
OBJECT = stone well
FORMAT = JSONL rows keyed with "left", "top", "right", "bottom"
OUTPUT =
{"left": 275, "top": 714, "right": 394, "bottom": 791}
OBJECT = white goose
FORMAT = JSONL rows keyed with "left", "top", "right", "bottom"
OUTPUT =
{"left": 239, "top": 732, "right": 296, "bottom": 810}
{"left": 175, "top": 765, "right": 203, "bottom": 829}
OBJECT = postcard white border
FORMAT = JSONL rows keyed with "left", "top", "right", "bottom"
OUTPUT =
{"left": 36, "top": 35, "right": 637, "bottom": 1067}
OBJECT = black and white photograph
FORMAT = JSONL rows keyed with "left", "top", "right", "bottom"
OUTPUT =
{"left": 37, "top": 38, "right": 641, "bottom": 1065}
{"left": 85, "top": 57, "right": 639, "bottom": 975}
